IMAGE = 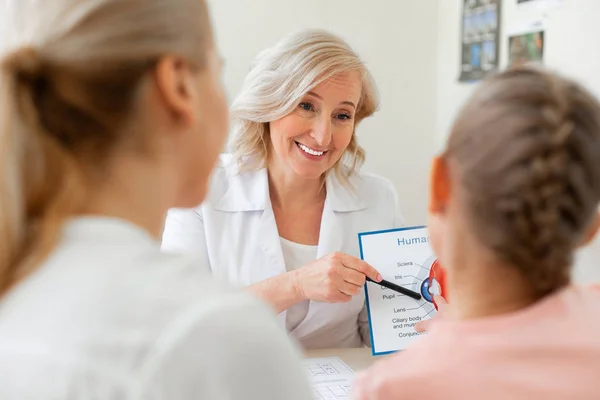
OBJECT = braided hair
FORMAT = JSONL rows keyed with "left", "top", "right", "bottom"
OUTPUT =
{"left": 444, "top": 67, "right": 600, "bottom": 297}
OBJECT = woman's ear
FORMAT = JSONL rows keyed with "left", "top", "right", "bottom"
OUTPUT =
{"left": 429, "top": 156, "right": 451, "bottom": 214}
{"left": 579, "top": 211, "right": 600, "bottom": 248}
{"left": 153, "top": 56, "right": 196, "bottom": 125}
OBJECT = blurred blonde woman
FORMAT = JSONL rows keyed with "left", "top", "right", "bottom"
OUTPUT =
{"left": 162, "top": 29, "right": 403, "bottom": 349}
{"left": 0, "top": 0, "right": 312, "bottom": 398}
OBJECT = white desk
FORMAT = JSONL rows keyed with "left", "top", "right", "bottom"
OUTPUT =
{"left": 304, "top": 347, "right": 388, "bottom": 372}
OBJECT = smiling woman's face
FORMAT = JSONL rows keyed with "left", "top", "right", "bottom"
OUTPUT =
{"left": 268, "top": 71, "right": 362, "bottom": 180}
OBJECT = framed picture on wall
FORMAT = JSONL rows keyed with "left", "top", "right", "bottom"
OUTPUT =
{"left": 459, "top": 0, "right": 501, "bottom": 82}
{"left": 508, "top": 30, "right": 544, "bottom": 67}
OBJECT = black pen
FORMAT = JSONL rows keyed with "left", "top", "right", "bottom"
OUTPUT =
{"left": 366, "top": 277, "right": 422, "bottom": 300}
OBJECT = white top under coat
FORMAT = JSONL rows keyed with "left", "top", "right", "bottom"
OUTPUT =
{"left": 280, "top": 237, "right": 317, "bottom": 332}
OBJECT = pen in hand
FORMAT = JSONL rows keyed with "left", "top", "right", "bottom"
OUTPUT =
{"left": 366, "top": 277, "right": 422, "bottom": 300}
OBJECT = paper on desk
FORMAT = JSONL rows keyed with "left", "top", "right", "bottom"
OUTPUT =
{"left": 302, "top": 357, "right": 355, "bottom": 399}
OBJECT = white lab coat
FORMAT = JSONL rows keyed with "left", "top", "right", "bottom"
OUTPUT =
{"left": 161, "top": 155, "right": 403, "bottom": 349}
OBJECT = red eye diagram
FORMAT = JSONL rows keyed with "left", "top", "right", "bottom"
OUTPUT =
{"left": 414, "top": 256, "right": 447, "bottom": 310}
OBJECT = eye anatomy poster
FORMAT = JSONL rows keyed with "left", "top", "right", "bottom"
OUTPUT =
{"left": 459, "top": 0, "right": 501, "bottom": 82}
{"left": 359, "top": 226, "right": 446, "bottom": 356}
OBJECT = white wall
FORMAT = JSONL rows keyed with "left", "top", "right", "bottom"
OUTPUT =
{"left": 436, "top": 0, "right": 600, "bottom": 283}
{"left": 207, "top": 0, "right": 438, "bottom": 225}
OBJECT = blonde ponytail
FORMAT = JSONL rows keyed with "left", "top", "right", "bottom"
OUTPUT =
{"left": 0, "top": 53, "right": 26, "bottom": 293}
{"left": 0, "top": 48, "right": 84, "bottom": 295}
{"left": 0, "top": 0, "right": 213, "bottom": 297}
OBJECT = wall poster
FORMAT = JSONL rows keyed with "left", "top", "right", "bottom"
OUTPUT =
{"left": 459, "top": 0, "right": 501, "bottom": 82}
{"left": 508, "top": 30, "right": 544, "bottom": 67}
{"left": 507, "top": 18, "right": 545, "bottom": 68}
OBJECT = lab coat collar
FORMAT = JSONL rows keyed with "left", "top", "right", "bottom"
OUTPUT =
{"left": 214, "top": 167, "right": 269, "bottom": 212}
{"left": 214, "top": 166, "right": 368, "bottom": 213}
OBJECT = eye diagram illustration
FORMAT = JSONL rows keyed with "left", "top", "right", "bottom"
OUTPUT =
{"left": 413, "top": 256, "right": 446, "bottom": 311}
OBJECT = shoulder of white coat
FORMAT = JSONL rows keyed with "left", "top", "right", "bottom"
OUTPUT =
{"left": 202, "top": 153, "right": 238, "bottom": 205}
{"left": 215, "top": 152, "right": 235, "bottom": 169}
{"left": 351, "top": 171, "right": 399, "bottom": 206}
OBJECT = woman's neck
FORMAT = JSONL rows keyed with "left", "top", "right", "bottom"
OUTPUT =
{"left": 444, "top": 230, "right": 536, "bottom": 320}
{"left": 444, "top": 235, "right": 538, "bottom": 320}
{"left": 81, "top": 154, "right": 173, "bottom": 239}
{"left": 268, "top": 165, "right": 325, "bottom": 209}
{"left": 448, "top": 263, "right": 538, "bottom": 321}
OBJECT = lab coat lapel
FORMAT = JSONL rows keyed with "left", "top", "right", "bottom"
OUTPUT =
{"left": 241, "top": 169, "right": 287, "bottom": 279}
{"left": 255, "top": 179, "right": 289, "bottom": 327}
{"left": 214, "top": 165, "right": 287, "bottom": 279}
{"left": 290, "top": 194, "right": 342, "bottom": 337}
{"left": 219, "top": 166, "right": 288, "bottom": 326}
{"left": 293, "top": 173, "right": 366, "bottom": 336}
{"left": 316, "top": 172, "right": 366, "bottom": 257}
{"left": 256, "top": 202, "right": 287, "bottom": 277}
{"left": 316, "top": 197, "right": 343, "bottom": 258}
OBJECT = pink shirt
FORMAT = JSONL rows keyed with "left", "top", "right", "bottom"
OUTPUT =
{"left": 353, "top": 286, "right": 600, "bottom": 400}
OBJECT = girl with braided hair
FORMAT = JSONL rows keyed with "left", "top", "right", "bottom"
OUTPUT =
{"left": 353, "top": 66, "right": 600, "bottom": 400}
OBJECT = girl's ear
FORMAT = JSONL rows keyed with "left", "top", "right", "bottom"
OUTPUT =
{"left": 429, "top": 156, "right": 451, "bottom": 214}
{"left": 579, "top": 211, "right": 600, "bottom": 248}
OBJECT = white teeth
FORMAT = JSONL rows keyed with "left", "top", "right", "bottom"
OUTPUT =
{"left": 297, "top": 143, "right": 325, "bottom": 156}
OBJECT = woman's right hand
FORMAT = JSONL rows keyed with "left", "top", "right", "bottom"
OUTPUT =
{"left": 293, "top": 252, "right": 382, "bottom": 303}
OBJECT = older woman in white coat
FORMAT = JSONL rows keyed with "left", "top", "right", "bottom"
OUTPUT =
{"left": 162, "top": 29, "right": 403, "bottom": 349}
